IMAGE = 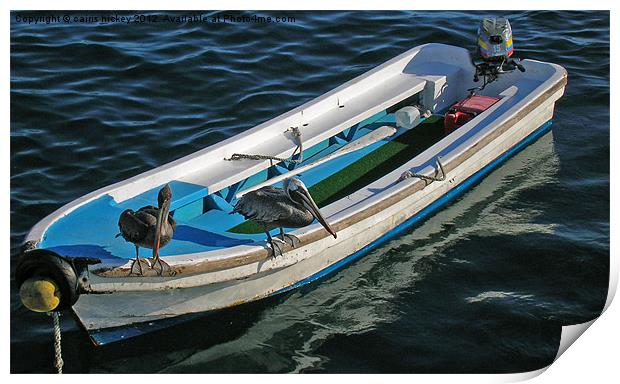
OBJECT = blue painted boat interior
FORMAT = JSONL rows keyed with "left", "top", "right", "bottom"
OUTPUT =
{"left": 40, "top": 108, "right": 426, "bottom": 262}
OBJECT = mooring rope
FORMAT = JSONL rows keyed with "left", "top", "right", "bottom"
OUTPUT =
{"left": 399, "top": 157, "right": 446, "bottom": 183}
{"left": 48, "top": 311, "right": 64, "bottom": 374}
{"left": 225, "top": 126, "right": 304, "bottom": 164}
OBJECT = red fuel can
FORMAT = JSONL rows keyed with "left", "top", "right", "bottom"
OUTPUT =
{"left": 444, "top": 95, "right": 500, "bottom": 134}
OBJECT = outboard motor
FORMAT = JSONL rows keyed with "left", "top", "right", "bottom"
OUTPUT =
{"left": 444, "top": 17, "right": 527, "bottom": 134}
{"left": 471, "top": 17, "right": 525, "bottom": 93}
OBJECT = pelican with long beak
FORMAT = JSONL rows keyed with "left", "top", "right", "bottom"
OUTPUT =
{"left": 233, "top": 178, "right": 337, "bottom": 256}
{"left": 117, "top": 184, "right": 176, "bottom": 276}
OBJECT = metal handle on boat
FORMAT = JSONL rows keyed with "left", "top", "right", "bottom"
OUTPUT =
{"left": 398, "top": 156, "right": 446, "bottom": 184}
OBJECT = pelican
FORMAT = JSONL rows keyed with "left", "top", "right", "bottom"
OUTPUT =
{"left": 117, "top": 184, "right": 176, "bottom": 276}
{"left": 233, "top": 178, "right": 337, "bottom": 256}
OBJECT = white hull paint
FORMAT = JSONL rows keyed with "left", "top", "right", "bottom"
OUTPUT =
{"left": 74, "top": 84, "right": 564, "bottom": 332}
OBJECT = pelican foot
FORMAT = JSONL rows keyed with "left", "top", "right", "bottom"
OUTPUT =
{"left": 150, "top": 258, "right": 176, "bottom": 276}
{"left": 278, "top": 233, "right": 300, "bottom": 248}
{"left": 129, "top": 258, "right": 151, "bottom": 276}
{"left": 268, "top": 237, "right": 287, "bottom": 258}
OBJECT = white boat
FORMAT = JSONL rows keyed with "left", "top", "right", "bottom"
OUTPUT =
{"left": 16, "top": 42, "right": 567, "bottom": 345}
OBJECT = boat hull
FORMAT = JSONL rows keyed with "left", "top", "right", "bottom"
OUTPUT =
{"left": 74, "top": 80, "right": 564, "bottom": 344}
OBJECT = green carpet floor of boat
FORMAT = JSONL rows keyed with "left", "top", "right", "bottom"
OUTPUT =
{"left": 228, "top": 115, "right": 445, "bottom": 234}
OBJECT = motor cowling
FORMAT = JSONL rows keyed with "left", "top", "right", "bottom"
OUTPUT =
{"left": 477, "top": 17, "right": 514, "bottom": 61}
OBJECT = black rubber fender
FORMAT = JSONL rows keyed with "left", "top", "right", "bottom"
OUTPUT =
{"left": 15, "top": 249, "right": 79, "bottom": 311}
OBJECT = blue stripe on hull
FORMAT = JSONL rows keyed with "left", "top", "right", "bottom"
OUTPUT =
{"left": 88, "top": 120, "right": 553, "bottom": 345}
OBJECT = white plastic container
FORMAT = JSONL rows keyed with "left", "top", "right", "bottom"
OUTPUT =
{"left": 395, "top": 106, "right": 421, "bottom": 129}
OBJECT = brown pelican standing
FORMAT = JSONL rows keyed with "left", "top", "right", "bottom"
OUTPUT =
{"left": 117, "top": 184, "right": 176, "bottom": 276}
{"left": 233, "top": 178, "right": 337, "bottom": 256}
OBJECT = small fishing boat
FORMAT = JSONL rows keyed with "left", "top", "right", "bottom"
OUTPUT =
{"left": 16, "top": 22, "right": 567, "bottom": 345}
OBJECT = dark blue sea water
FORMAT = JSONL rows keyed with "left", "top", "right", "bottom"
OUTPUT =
{"left": 10, "top": 11, "right": 609, "bottom": 373}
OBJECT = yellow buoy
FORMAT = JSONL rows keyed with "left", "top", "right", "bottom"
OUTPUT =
{"left": 19, "top": 277, "right": 61, "bottom": 313}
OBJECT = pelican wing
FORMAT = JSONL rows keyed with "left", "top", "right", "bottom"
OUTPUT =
{"left": 118, "top": 209, "right": 151, "bottom": 242}
{"left": 233, "top": 186, "right": 295, "bottom": 224}
{"left": 134, "top": 208, "right": 158, "bottom": 226}
{"left": 138, "top": 205, "right": 177, "bottom": 230}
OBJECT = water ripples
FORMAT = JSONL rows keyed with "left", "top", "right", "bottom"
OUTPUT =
{"left": 10, "top": 10, "right": 609, "bottom": 373}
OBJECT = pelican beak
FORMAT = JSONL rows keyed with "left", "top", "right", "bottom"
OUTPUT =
{"left": 153, "top": 195, "right": 171, "bottom": 259}
{"left": 294, "top": 189, "right": 337, "bottom": 239}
